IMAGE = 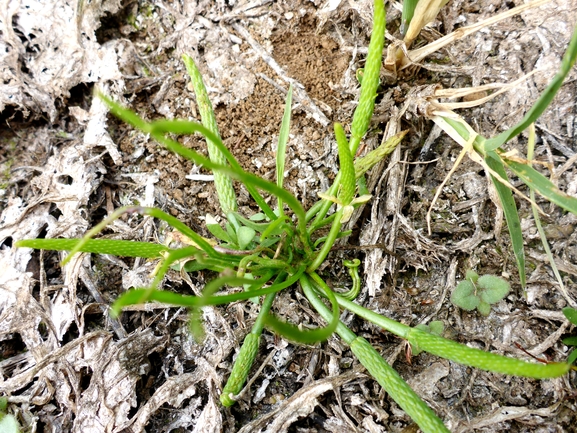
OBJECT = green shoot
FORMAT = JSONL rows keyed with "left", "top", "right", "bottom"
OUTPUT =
{"left": 276, "top": 84, "right": 293, "bottom": 215}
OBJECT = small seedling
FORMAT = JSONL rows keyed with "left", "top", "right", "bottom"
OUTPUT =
{"left": 411, "top": 320, "right": 444, "bottom": 356}
{"left": 451, "top": 270, "right": 510, "bottom": 316}
{"left": 562, "top": 307, "right": 577, "bottom": 365}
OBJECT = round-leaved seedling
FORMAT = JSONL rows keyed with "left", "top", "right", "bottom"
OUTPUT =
{"left": 451, "top": 271, "right": 510, "bottom": 316}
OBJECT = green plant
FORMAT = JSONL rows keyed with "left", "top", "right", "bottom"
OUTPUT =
{"left": 562, "top": 307, "right": 577, "bottom": 365}
{"left": 0, "top": 398, "right": 20, "bottom": 433}
{"left": 451, "top": 270, "right": 510, "bottom": 316}
{"left": 425, "top": 24, "right": 577, "bottom": 289}
{"left": 15, "top": 1, "right": 577, "bottom": 431}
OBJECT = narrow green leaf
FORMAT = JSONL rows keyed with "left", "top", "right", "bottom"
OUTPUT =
{"left": 232, "top": 213, "right": 273, "bottom": 233}
{"left": 562, "top": 336, "right": 577, "bottom": 346}
{"left": 100, "top": 94, "right": 277, "bottom": 222}
{"left": 484, "top": 153, "right": 526, "bottom": 288}
{"left": 526, "top": 123, "right": 568, "bottom": 299}
{"left": 485, "top": 23, "right": 577, "bottom": 151}
{"left": 260, "top": 215, "right": 290, "bottom": 241}
{"left": 504, "top": 159, "right": 577, "bottom": 215}
{"left": 225, "top": 221, "right": 238, "bottom": 244}
{"left": 149, "top": 246, "right": 206, "bottom": 289}
{"left": 567, "top": 349, "right": 577, "bottom": 365}
{"left": 401, "top": 0, "right": 419, "bottom": 36}
{"left": 276, "top": 85, "right": 293, "bottom": 214}
{"left": 16, "top": 238, "right": 168, "bottom": 258}
{"left": 95, "top": 91, "right": 151, "bottom": 132}
{"left": 112, "top": 266, "right": 305, "bottom": 316}
{"left": 265, "top": 274, "right": 340, "bottom": 344}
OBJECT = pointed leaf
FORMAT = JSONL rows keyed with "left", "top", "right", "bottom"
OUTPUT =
{"left": 276, "top": 85, "right": 292, "bottom": 191}
{"left": 504, "top": 159, "right": 577, "bottom": 215}
{"left": 485, "top": 24, "right": 577, "bottom": 151}
{"left": 567, "top": 349, "right": 577, "bottom": 365}
{"left": 485, "top": 153, "right": 526, "bottom": 287}
{"left": 563, "top": 307, "right": 577, "bottom": 326}
{"left": 205, "top": 214, "right": 233, "bottom": 243}
{"left": 562, "top": 336, "right": 577, "bottom": 346}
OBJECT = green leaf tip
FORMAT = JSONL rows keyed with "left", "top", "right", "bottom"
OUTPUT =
{"left": 563, "top": 307, "right": 577, "bottom": 326}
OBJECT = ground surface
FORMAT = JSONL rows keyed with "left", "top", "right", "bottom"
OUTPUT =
{"left": 1, "top": 0, "right": 577, "bottom": 432}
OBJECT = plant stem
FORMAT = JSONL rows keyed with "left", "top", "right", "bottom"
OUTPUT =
{"left": 307, "top": 208, "right": 344, "bottom": 272}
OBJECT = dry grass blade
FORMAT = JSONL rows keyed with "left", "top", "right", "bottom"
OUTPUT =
{"left": 433, "top": 71, "right": 538, "bottom": 110}
{"left": 387, "top": 0, "right": 552, "bottom": 72}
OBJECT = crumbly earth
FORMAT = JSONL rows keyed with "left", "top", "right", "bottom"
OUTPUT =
{"left": 1, "top": 0, "right": 577, "bottom": 432}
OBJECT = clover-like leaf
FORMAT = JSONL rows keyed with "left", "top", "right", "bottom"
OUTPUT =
{"left": 451, "top": 280, "right": 480, "bottom": 311}
{"left": 428, "top": 321, "right": 444, "bottom": 336}
{"left": 465, "top": 269, "right": 479, "bottom": 283}
{"left": 477, "top": 301, "right": 492, "bottom": 316}
{"left": 478, "top": 275, "right": 510, "bottom": 304}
